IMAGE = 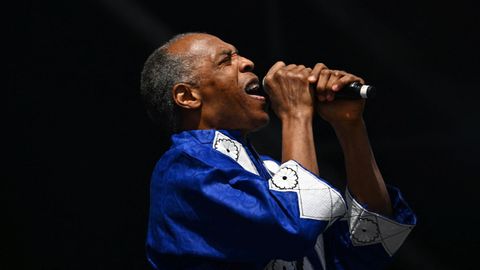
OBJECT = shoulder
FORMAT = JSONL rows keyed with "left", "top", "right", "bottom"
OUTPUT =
{"left": 151, "top": 139, "right": 246, "bottom": 185}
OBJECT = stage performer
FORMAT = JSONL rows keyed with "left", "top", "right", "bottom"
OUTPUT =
{"left": 140, "top": 32, "right": 416, "bottom": 270}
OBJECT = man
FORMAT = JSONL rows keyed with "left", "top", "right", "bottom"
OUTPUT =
{"left": 140, "top": 32, "right": 416, "bottom": 270}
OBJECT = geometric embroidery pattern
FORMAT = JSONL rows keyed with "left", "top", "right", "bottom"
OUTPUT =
{"left": 214, "top": 138, "right": 239, "bottom": 161}
{"left": 351, "top": 217, "right": 380, "bottom": 243}
{"left": 268, "top": 160, "right": 347, "bottom": 224}
{"left": 345, "top": 190, "right": 415, "bottom": 256}
{"left": 212, "top": 131, "right": 259, "bottom": 176}
{"left": 271, "top": 167, "right": 298, "bottom": 189}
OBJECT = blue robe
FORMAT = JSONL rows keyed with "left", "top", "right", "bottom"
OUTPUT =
{"left": 146, "top": 130, "right": 417, "bottom": 270}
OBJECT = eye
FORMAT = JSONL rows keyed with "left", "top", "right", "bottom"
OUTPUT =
{"left": 218, "top": 50, "right": 239, "bottom": 67}
{"left": 220, "top": 55, "right": 232, "bottom": 65}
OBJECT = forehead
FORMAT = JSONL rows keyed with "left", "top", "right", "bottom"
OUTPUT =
{"left": 169, "top": 34, "right": 236, "bottom": 60}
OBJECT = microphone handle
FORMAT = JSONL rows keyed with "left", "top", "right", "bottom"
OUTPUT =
{"left": 263, "top": 77, "right": 376, "bottom": 99}
{"left": 335, "top": 81, "right": 376, "bottom": 99}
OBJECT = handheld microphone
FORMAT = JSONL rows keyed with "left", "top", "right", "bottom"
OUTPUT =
{"left": 334, "top": 81, "right": 376, "bottom": 99}
{"left": 262, "top": 77, "right": 376, "bottom": 99}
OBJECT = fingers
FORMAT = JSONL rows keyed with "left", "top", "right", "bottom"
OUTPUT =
{"left": 290, "top": 65, "right": 311, "bottom": 82}
{"left": 267, "top": 61, "right": 287, "bottom": 75}
{"left": 285, "top": 64, "right": 300, "bottom": 71}
{"left": 324, "top": 70, "right": 345, "bottom": 101}
{"left": 264, "top": 62, "right": 310, "bottom": 89}
{"left": 308, "top": 63, "right": 337, "bottom": 101}
{"left": 265, "top": 61, "right": 365, "bottom": 103}
{"left": 263, "top": 61, "right": 286, "bottom": 93}
{"left": 308, "top": 64, "right": 365, "bottom": 102}
{"left": 332, "top": 73, "right": 364, "bottom": 92}
{"left": 262, "top": 62, "right": 316, "bottom": 120}
{"left": 301, "top": 67, "right": 313, "bottom": 80}
{"left": 308, "top": 63, "right": 328, "bottom": 83}
{"left": 316, "top": 69, "right": 332, "bottom": 101}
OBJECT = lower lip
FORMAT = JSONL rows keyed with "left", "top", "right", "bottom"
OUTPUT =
{"left": 248, "top": 94, "right": 266, "bottom": 101}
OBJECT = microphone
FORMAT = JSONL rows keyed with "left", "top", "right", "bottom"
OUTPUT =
{"left": 334, "top": 81, "right": 376, "bottom": 99}
{"left": 262, "top": 77, "right": 376, "bottom": 99}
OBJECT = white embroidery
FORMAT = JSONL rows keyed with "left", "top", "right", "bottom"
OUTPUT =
{"left": 351, "top": 217, "right": 380, "bottom": 243}
{"left": 214, "top": 138, "right": 239, "bottom": 160}
{"left": 269, "top": 160, "right": 347, "bottom": 222}
{"left": 346, "top": 190, "right": 415, "bottom": 256}
{"left": 212, "top": 131, "right": 259, "bottom": 175}
{"left": 271, "top": 167, "right": 298, "bottom": 189}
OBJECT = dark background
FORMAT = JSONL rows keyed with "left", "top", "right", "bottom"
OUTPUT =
{"left": 9, "top": 0, "right": 480, "bottom": 269}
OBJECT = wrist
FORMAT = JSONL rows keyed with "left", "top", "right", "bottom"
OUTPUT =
{"left": 280, "top": 113, "right": 318, "bottom": 175}
{"left": 279, "top": 109, "right": 313, "bottom": 124}
{"left": 280, "top": 114, "right": 313, "bottom": 125}
{"left": 331, "top": 118, "right": 365, "bottom": 134}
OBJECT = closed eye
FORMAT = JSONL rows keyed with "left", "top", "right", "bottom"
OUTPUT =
{"left": 218, "top": 50, "right": 239, "bottom": 65}
{"left": 219, "top": 55, "right": 232, "bottom": 65}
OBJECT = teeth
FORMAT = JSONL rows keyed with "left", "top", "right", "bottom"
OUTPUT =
{"left": 246, "top": 84, "right": 259, "bottom": 93}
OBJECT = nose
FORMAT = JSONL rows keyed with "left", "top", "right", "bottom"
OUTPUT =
{"left": 239, "top": 55, "right": 254, "bottom": 72}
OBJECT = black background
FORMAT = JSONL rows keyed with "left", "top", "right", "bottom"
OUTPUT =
{"left": 9, "top": 0, "right": 480, "bottom": 269}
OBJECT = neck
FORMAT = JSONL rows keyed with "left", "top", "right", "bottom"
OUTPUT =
{"left": 180, "top": 110, "right": 251, "bottom": 139}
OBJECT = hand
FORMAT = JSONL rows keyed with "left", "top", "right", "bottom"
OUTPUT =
{"left": 263, "top": 61, "right": 314, "bottom": 121}
{"left": 308, "top": 63, "right": 366, "bottom": 127}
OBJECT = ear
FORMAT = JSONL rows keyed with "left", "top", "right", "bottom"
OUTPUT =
{"left": 172, "top": 83, "right": 202, "bottom": 109}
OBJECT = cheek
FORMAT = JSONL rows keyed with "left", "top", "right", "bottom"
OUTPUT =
{"left": 208, "top": 92, "right": 244, "bottom": 118}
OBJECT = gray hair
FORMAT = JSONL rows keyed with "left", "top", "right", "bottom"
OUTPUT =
{"left": 140, "top": 33, "right": 202, "bottom": 134}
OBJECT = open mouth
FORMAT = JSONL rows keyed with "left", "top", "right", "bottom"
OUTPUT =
{"left": 245, "top": 79, "right": 267, "bottom": 99}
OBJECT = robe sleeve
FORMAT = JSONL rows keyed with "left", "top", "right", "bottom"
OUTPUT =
{"left": 321, "top": 186, "right": 417, "bottom": 270}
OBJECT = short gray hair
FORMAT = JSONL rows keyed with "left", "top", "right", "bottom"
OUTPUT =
{"left": 140, "top": 33, "right": 201, "bottom": 134}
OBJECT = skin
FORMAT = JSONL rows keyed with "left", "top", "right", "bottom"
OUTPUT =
{"left": 263, "top": 61, "right": 319, "bottom": 176}
{"left": 170, "top": 33, "right": 392, "bottom": 216}
{"left": 169, "top": 34, "right": 269, "bottom": 133}
{"left": 308, "top": 64, "right": 392, "bottom": 216}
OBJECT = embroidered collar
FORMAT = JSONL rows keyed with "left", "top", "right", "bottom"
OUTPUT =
{"left": 171, "top": 129, "right": 271, "bottom": 179}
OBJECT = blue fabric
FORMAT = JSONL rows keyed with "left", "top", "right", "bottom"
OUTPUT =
{"left": 146, "top": 129, "right": 416, "bottom": 270}
{"left": 146, "top": 130, "right": 328, "bottom": 269}
{"left": 321, "top": 186, "right": 417, "bottom": 270}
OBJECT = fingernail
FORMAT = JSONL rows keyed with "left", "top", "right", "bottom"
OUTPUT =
{"left": 332, "top": 84, "right": 338, "bottom": 91}
{"left": 308, "top": 76, "right": 315, "bottom": 81}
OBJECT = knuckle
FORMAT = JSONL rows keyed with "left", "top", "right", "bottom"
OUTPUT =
{"left": 295, "top": 73, "right": 306, "bottom": 80}
{"left": 298, "top": 72, "right": 308, "bottom": 80}
{"left": 275, "top": 69, "right": 285, "bottom": 77}
{"left": 286, "top": 71, "right": 295, "bottom": 78}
